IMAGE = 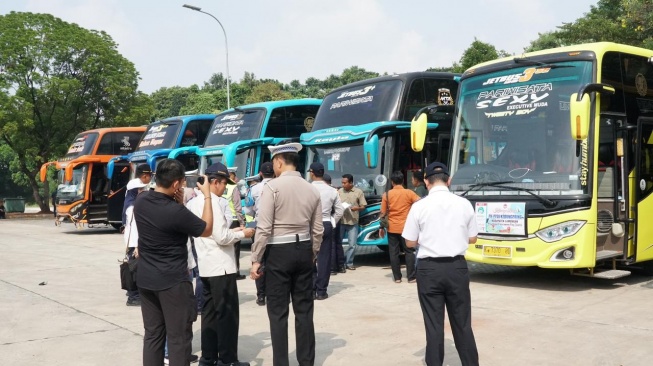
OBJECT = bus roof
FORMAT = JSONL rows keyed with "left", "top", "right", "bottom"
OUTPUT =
{"left": 325, "top": 72, "right": 459, "bottom": 95}
{"left": 216, "top": 98, "right": 322, "bottom": 113}
{"left": 464, "top": 42, "right": 653, "bottom": 79}
{"left": 154, "top": 114, "right": 218, "bottom": 124}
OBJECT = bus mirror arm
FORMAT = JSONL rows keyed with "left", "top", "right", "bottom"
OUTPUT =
{"left": 575, "top": 83, "right": 615, "bottom": 101}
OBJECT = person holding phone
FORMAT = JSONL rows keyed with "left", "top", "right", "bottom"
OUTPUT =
{"left": 187, "top": 162, "right": 254, "bottom": 366}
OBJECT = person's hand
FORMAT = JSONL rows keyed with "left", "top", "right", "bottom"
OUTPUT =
{"left": 197, "top": 174, "right": 211, "bottom": 197}
{"left": 134, "top": 247, "right": 139, "bottom": 258}
{"left": 173, "top": 186, "right": 184, "bottom": 204}
{"left": 378, "top": 228, "right": 385, "bottom": 238}
{"left": 243, "top": 228, "right": 255, "bottom": 238}
{"left": 250, "top": 262, "right": 261, "bottom": 280}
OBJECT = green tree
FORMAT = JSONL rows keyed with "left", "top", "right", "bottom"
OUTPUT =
{"left": 525, "top": 0, "right": 653, "bottom": 52}
{"left": 179, "top": 92, "right": 218, "bottom": 115}
{"left": 0, "top": 12, "right": 142, "bottom": 212}
{"left": 150, "top": 86, "right": 194, "bottom": 120}
{"left": 244, "top": 82, "right": 291, "bottom": 104}
{"left": 428, "top": 39, "right": 509, "bottom": 73}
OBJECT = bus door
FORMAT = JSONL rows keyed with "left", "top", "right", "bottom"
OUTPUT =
{"left": 107, "top": 161, "right": 131, "bottom": 224}
{"left": 634, "top": 118, "right": 653, "bottom": 262}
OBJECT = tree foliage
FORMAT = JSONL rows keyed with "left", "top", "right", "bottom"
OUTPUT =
{"left": 0, "top": 12, "right": 142, "bottom": 210}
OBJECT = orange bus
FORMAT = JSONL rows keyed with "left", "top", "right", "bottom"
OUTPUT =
{"left": 40, "top": 127, "right": 146, "bottom": 229}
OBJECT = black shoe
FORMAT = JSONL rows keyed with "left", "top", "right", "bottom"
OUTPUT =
{"left": 256, "top": 295, "right": 265, "bottom": 306}
{"left": 126, "top": 298, "right": 141, "bottom": 306}
{"left": 315, "top": 293, "right": 328, "bottom": 300}
{"left": 338, "top": 266, "right": 347, "bottom": 273}
{"left": 189, "top": 354, "right": 199, "bottom": 363}
{"left": 199, "top": 356, "right": 216, "bottom": 366}
{"left": 217, "top": 361, "right": 250, "bottom": 366}
{"left": 236, "top": 274, "right": 246, "bottom": 280}
{"left": 345, "top": 265, "right": 356, "bottom": 270}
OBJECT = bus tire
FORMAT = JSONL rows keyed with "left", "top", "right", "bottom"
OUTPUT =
{"left": 377, "top": 245, "right": 389, "bottom": 252}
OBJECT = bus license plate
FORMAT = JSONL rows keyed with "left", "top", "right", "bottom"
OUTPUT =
{"left": 483, "top": 245, "right": 512, "bottom": 258}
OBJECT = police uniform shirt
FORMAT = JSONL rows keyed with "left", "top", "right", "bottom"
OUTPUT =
{"left": 251, "top": 171, "right": 323, "bottom": 263}
{"left": 312, "top": 180, "right": 344, "bottom": 223}
{"left": 134, "top": 191, "right": 206, "bottom": 291}
{"left": 402, "top": 186, "right": 477, "bottom": 259}
{"left": 187, "top": 192, "right": 245, "bottom": 276}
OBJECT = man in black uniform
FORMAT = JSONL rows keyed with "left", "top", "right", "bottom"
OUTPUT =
{"left": 134, "top": 159, "right": 214, "bottom": 366}
{"left": 250, "top": 142, "right": 323, "bottom": 366}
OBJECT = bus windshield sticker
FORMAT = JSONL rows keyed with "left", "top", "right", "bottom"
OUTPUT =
{"left": 475, "top": 202, "right": 526, "bottom": 236}
{"left": 482, "top": 67, "right": 551, "bottom": 86}
{"left": 67, "top": 136, "right": 88, "bottom": 154}
{"left": 212, "top": 119, "right": 244, "bottom": 136}
{"left": 438, "top": 88, "right": 454, "bottom": 105}
{"left": 579, "top": 139, "right": 588, "bottom": 186}
{"left": 139, "top": 124, "right": 171, "bottom": 148}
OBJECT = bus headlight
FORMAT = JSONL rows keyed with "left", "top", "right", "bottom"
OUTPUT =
{"left": 535, "top": 220, "right": 585, "bottom": 243}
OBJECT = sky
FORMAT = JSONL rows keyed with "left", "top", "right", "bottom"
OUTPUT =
{"left": 2, "top": 0, "right": 599, "bottom": 94}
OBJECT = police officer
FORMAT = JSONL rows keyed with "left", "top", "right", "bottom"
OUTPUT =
{"left": 250, "top": 142, "right": 323, "bottom": 366}
{"left": 402, "top": 162, "right": 479, "bottom": 366}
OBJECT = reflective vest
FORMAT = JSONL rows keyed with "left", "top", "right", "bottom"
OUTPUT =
{"left": 223, "top": 183, "right": 238, "bottom": 219}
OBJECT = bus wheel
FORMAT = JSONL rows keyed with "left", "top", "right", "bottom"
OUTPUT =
{"left": 636, "top": 260, "right": 653, "bottom": 276}
{"left": 376, "top": 245, "right": 389, "bottom": 252}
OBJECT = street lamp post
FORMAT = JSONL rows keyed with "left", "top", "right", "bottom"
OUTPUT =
{"left": 183, "top": 4, "right": 231, "bottom": 109}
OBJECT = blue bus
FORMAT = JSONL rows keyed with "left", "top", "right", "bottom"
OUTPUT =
{"left": 300, "top": 72, "right": 458, "bottom": 248}
{"left": 168, "top": 99, "right": 321, "bottom": 182}
{"left": 107, "top": 114, "right": 216, "bottom": 195}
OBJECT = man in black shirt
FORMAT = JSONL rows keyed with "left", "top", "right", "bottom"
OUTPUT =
{"left": 135, "top": 159, "right": 214, "bottom": 366}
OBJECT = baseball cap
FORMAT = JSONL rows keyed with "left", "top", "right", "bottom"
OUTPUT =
{"left": 309, "top": 162, "right": 324, "bottom": 173}
{"left": 205, "top": 162, "right": 236, "bottom": 185}
{"left": 136, "top": 163, "right": 152, "bottom": 176}
{"left": 424, "top": 162, "right": 450, "bottom": 178}
{"left": 126, "top": 178, "right": 148, "bottom": 191}
{"left": 260, "top": 162, "right": 274, "bottom": 176}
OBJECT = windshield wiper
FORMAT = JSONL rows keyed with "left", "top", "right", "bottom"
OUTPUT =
{"left": 461, "top": 181, "right": 558, "bottom": 208}
{"left": 233, "top": 107, "right": 257, "bottom": 114}
{"left": 513, "top": 58, "right": 574, "bottom": 69}
{"left": 461, "top": 181, "right": 514, "bottom": 196}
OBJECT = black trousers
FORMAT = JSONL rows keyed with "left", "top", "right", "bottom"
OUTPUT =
{"left": 313, "top": 221, "right": 333, "bottom": 296}
{"left": 331, "top": 222, "right": 345, "bottom": 270}
{"left": 253, "top": 233, "right": 266, "bottom": 298}
{"left": 388, "top": 233, "right": 416, "bottom": 281}
{"left": 200, "top": 274, "right": 240, "bottom": 364}
{"left": 416, "top": 257, "right": 478, "bottom": 366}
{"left": 229, "top": 221, "right": 242, "bottom": 272}
{"left": 265, "top": 240, "right": 315, "bottom": 366}
{"left": 140, "top": 281, "right": 197, "bottom": 366}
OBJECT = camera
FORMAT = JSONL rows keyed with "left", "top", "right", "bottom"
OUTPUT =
{"left": 197, "top": 176, "right": 205, "bottom": 185}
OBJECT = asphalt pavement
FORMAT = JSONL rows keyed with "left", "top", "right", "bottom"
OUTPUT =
{"left": 2, "top": 217, "right": 653, "bottom": 365}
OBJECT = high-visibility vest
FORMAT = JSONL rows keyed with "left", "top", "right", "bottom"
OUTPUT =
{"left": 223, "top": 183, "right": 237, "bottom": 219}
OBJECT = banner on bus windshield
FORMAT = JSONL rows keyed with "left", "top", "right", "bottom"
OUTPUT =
{"left": 475, "top": 202, "right": 526, "bottom": 236}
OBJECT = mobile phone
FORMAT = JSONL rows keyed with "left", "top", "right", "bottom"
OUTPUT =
{"left": 197, "top": 176, "right": 205, "bottom": 185}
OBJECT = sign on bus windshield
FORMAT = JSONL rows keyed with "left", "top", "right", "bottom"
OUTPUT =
{"left": 64, "top": 133, "right": 99, "bottom": 159}
{"left": 312, "top": 80, "right": 403, "bottom": 130}
{"left": 203, "top": 110, "right": 265, "bottom": 147}
{"left": 138, "top": 122, "right": 181, "bottom": 151}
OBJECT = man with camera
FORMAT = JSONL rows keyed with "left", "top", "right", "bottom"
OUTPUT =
{"left": 187, "top": 162, "right": 254, "bottom": 366}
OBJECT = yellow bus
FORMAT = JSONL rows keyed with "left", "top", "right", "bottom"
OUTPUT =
{"left": 412, "top": 42, "right": 653, "bottom": 278}
{"left": 40, "top": 127, "right": 146, "bottom": 229}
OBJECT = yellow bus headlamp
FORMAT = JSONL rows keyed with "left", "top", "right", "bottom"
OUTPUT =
{"left": 535, "top": 220, "right": 585, "bottom": 243}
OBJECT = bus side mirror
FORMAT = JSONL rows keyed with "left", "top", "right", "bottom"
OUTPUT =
{"left": 364, "top": 134, "right": 379, "bottom": 169}
{"left": 107, "top": 159, "right": 115, "bottom": 179}
{"left": 411, "top": 112, "right": 428, "bottom": 152}
{"left": 569, "top": 93, "right": 590, "bottom": 140}
{"left": 39, "top": 163, "right": 52, "bottom": 182}
{"left": 64, "top": 164, "right": 73, "bottom": 183}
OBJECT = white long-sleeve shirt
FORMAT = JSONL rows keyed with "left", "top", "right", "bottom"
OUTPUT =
{"left": 312, "top": 180, "right": 344, "bottom": 223}
{"left": 186, "top": 191, "right": 245, "bottom": 276}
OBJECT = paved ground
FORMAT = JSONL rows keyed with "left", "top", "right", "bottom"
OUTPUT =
{"left": 2, "top": 218, "right": 653, "bottom": 365}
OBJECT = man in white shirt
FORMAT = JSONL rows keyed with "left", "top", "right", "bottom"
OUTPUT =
{"left": 402, "top": 162, "right": 479, "bottom": 366}
{"left": 123, "top": 179, "right": 148, "bottom": 306}
{"left": 309, "top": 162, "right": 344, "bottom": 300}
{"left": 186, "top": 162, "right": 254, "bottom": 366}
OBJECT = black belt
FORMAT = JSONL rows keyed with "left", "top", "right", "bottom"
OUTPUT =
{"left": 421, "top": 255, "right": 465, "bottom": 262}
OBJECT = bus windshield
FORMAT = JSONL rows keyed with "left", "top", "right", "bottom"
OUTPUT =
{"left": 450, "top": 61, "right": 593, "bottom": 196}
{"left": 203, "top": 109, "right": 265, "bottom": 147}
{"left": 138, "top": 122, "right": 182, "bottom": 151}
{"left": 308, "top": 142, "right": 383, "bottom": 195}
{"left": 57, "top": 164, "right": 87, "bottom": 203}
{"left": 64, "top": 133, "right": 99, "bottom": 158}
{"left": 312, "top": 80, "right": 403, "bottom": 130}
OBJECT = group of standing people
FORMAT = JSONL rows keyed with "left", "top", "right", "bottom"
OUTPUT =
{"left": 121, "top": 139, "right": 480, "bottom": 366}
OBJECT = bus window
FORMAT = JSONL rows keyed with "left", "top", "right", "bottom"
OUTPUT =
{"left": 265, "top": 105, "right": 320, "bottom": 137}
{"left": 181, "top": 119, "right": 213, "bottom": 147}
{"left": 402, "top": 78, "right": 459, "bottom": 121}
{"left": 96, "top": 132, "right": 143, "bottom": 155}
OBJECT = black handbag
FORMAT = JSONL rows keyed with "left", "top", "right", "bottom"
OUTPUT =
{"left": 120, "top": 257, "right": 138, "bottom": 291}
